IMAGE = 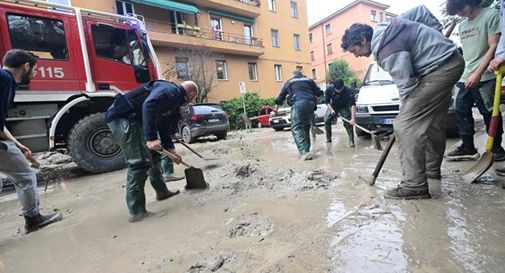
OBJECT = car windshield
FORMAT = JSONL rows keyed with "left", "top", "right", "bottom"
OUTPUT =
{"left": 363, "top": 63, "right": 394, "bottom": 85}
{"left": 193, "top": 104, "right": 223, "bottom": 114}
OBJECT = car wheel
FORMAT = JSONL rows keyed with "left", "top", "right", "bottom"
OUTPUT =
{"left": 182, "top": 126, "right": 194, "bottom": 143}
{"left": 68, "top": 112, "right": 125, "bottom": 173}
{"left": 273, "top": 127, "right": 284, "bottom": 131}
{"left": 216, "top": 132, "right": 227, "bottom": 140}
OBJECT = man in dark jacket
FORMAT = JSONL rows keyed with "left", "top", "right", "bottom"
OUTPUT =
{"left": 273, "top": 70, "right": 322, "bottom": 160}
{"left": 341, "top": 5, "right": 464, "bottom": 199}
{"left": 324, "top": 78, "right": 356, "bottom": 146}
{"left": 106, "top": 80, "right": 197, "bottom": 222}
{"left": 0, "top": 49, "right": 63, "bottom": 233}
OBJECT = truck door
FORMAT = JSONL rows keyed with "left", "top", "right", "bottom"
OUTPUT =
{"left": 87, "top": 22, "right": 151, "bottom": 90}
{"left": 0, "top": 11, "right": 82, "bottom": 91}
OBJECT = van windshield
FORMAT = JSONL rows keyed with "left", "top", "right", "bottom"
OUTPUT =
{"left": 363, "top": 63, "right": 394, "bottom": 85}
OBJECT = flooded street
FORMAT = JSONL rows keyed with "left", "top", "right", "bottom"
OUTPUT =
{"left": 1, "top": 125, "right": 505, "bottom": 273}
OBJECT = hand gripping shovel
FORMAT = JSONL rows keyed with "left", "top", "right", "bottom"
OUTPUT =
{"left": 160, "top": 149, "right": 208, "bottom": 189}
{"left": 462, "top": 65, "right": 505, "bottom": 183}
{"left": 339, "top": 116, "right": 383, "bottom": 150}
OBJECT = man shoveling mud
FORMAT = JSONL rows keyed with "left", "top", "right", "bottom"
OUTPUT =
{"left": 272, "top": 70, "right": 322, "bottom": 160}
{"left": 0, "top": 49, "right": 62, "bottom": 233}
{"left": 341, "top": 5, "right": 464, "bottom": 199}
{"left": 106, "top": 80, "right": 197, "bottom": 222}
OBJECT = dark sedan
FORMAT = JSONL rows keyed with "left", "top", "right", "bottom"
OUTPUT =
{"left": 178, "top": 103, "right": 230, "bottom": 143}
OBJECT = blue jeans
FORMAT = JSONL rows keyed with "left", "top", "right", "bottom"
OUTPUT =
{"left": 0, "top": 140, "right": 40, "bottom": 216}
{"left": 290, "top": 104, "right": 313, "bottom": 155}
{"left": 455, "top": 80, "right": 503, "bottom": 151}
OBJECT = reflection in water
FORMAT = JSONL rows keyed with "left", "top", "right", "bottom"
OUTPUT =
{"left": 326, "top": 199, "right": 408, "bottom": 273}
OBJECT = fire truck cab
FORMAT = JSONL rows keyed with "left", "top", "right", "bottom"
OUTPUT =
{"left": 0, "top": 0, "right": 162, "bottom": 173}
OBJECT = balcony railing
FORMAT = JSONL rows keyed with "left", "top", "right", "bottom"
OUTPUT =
{"left": 235, "top": 0, "right": 261, "bottom": 7}
{"left": 146, "top": 19, "right": 264, "bottom": 47}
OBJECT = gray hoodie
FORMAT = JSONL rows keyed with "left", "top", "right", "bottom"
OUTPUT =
{"left": 371, "top": 5, "right": 458, "bottom": 102}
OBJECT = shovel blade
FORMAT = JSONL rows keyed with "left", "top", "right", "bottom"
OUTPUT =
{"left": 184, "top": 166, "right": 208, "bottom": 189}
{"left": 371, "top": 134, "right": 383, "bottom": 150}
{"left": 462, "top": 152, "right": 494, "bottom": 183}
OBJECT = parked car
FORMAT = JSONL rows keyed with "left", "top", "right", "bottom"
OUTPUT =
{"left": 177, "top": 103, "right": 230, "bottom": 143}
{"left": 269, "top": 102, "right": 328, "bottom": 131}
{"left": 355, "top": 62, "right": 458, "bottom": 137}
{"left": 251, "top": 106, "right": 275, "bottom": 128}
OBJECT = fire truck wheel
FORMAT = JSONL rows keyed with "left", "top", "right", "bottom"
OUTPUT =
{"left": 68, "top": 113, "right": 125, "bottom": 173}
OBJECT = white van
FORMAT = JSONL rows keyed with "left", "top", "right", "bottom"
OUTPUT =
{"left": 355, "top": 62, "right": 458, "bottom": 137}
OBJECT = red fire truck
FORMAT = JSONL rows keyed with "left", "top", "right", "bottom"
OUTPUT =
{"left": 0, "top": 0, "right": 162, "bottom": 173}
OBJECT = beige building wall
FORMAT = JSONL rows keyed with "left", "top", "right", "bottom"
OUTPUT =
{"left": 309, "top": 0, "right": 393, "bottom": 85}
{"left": 70, "top": 0, "right": 311, "bottom": 102}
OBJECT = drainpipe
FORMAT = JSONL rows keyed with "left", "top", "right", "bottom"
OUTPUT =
{"left": 321, "top": 23, "right": 328, "bottom": 85}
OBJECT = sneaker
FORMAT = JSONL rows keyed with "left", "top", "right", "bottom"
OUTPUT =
{"left": 24, "top": 212, "right": 63, "bottom": 233}
{"left": 156, "top": 189, "right": 180, "bottom": 201}
{"left": 445, "top": 145, "right": 480, "bottom": 161}
{"left": 164, "top": 174, "right": 185, "bottom": 182}
{"left": 128, "top": 211, "right": 155, "bottom": 223}
{"left": 301, "top": 152, "right": 314, "bottom": 161}
{"left": 384, "top": 187, "right": 430, "bottom": 200}
{"left": 493, "top": 147, "right": 505, "bottom": 162}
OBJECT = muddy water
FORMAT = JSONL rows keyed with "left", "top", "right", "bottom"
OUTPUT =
{"left": 1, "top": 125, "right": 505, "bottom": 273}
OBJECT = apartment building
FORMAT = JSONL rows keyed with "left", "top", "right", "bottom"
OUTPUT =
{"left": 63, "top": 0, "right": 311, "bottom": 102}
{"left": 308, "top": 0, "right": 395, "bottom": 85}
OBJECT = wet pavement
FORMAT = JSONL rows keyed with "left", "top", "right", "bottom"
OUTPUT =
{"left": 1, "top": 124, "right": 505, "bottom": 273}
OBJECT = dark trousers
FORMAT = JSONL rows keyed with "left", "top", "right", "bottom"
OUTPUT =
{"left": 324, "top": 107, "right": 354, "bottom": 142}
{"left": 455, "top": 79, "right": 503, "bottom": 151}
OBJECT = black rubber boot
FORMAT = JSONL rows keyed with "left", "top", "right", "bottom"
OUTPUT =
{"left": 156, "top": 189, "right": 180, "bottom": 201}
{"left": 384, "top": 187, "right": 430, "bottom": 200}
{"left": 24, "top": 212, "right": 63, "bottom": 234}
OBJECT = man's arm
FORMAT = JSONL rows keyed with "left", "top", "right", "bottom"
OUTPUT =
{"left": 466, "top": 34, "right": 500, "bottom": 88}
{"left": 273, "top": 81, "right": 290, "bottom": 113}
{"left": 380, "top": 52, "right": 419, "bottom": 102}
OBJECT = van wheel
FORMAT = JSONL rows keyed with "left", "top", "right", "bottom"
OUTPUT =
{"left": 182, "top": 126, "right": 194, "bottom": 143}
{"left": 216, "top": 132, "right": 227, "bottom": 140}
{"left": 68, "top": 113, "right": 125, "bottom": 173}
{"left": 273, "top": 127, "right": 284, "bottom": 131}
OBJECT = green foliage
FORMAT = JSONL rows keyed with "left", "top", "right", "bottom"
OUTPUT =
{"left": 220, "top": 93, "right": 276, "bottom": 130}
{"left": 326, "top": 60, "right": 361, "bottom": 87}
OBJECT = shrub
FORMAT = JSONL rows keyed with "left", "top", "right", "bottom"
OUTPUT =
{"left": 221, "top": 93, "right": 276, "bottom": 130}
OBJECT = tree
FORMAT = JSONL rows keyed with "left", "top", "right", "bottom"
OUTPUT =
{"left": 326, "top": 60, "right": 360, "bottom": 87}
{"left": 163, "top": 46, "right": 217, "bottom": 103}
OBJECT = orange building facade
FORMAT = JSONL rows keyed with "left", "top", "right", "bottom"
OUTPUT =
{"left": 61, "top": 0, "right": 312, "bottom": 102}
{"left": 308, "top": 0, "right": 395, "bottom": 85}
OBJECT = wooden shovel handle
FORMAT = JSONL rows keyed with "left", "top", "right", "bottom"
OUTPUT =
{"left": 160, "top": 149, "right": 192, "bottom": 168}
{"left": 369, "top": 135, "right": 395, "bottom": 186}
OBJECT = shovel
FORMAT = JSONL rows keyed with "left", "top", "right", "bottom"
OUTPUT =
{"left": 160, "top": 149, "right": 208, "bottom": 189}
{"left": 175, "top": 139, "right": 219, "bottom": 161}
{"left": 340, "top": 116, "right": 383, "bottom": 150}
{"left": 462, "top": 65, "right": 505, "bottom": 183}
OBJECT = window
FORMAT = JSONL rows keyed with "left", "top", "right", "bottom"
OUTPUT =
{"left": 7, "top": 14, "right": 68, "bottom": 60}
{"left": 274, "top": 64, "right": 282, "bottom": 81}
{"left": 268, "top": 0, "right": 276, "bottom": 11}
{"left": 48, "top": 0, "right": 71, "bottom": 5}
{"left": 370, "top": 10, "right": 377, "bottom": 21}
{"left": 326, "top": 43, "right": 333, "bottom": 55}
{"left": 311, "top": 68, "right": 316, "bottom": 79}
{"left": 176, "top": 57, "right": 189, "bottom": 79}
{"left": 309, "top": 33, "right": 313, "bottom": 43}
{"left": 116, "top": 0, "right": 135, "bottom": 16}
{"left": 216, "top": 60, "right": 228, "bottom": 80}
{"left": 310, "top": 51, "right": 314, "bottom": 61}
{"left": 296, "top": 66, "right": 303, "bottom": 72}
{"left": 244, "top": 24, "right": 253, "bottom": 45}
{"left": 248, "top": 63, "right": 258, "bottom": 81}
{"left": 290, "top": 1, "right": 298, "bottom": 18}
{"left": 92, "top": 25, "right": 129, "bottom": 63}
{"left": 293, "top": 34, "right": 301, "bottom": 51}
{"left": 271, "top": 29, "right": 279, "bottom": 47}
{"left": 325, "top": 23, "right": 331, "bottom": 35}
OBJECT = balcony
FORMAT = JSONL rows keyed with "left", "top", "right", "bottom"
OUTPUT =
{"left": 145, "top": 19, "right": 264, "bottom": 57}
{"left": 187, "top": 0, "right": 261, "bottom": 18}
